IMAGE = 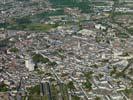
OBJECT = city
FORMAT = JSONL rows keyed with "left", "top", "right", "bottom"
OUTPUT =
{"left": 0, "top": 0, "right": 133, "bottom": 100}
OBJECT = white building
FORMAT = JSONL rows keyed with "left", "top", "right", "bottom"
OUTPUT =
{"left": 95, "top": 24, "right": 106, "bottom": 30}
{"left": 25, "top": 55, "right": 35, "bottom": 71}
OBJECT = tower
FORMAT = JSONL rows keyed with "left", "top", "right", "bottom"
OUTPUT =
{"left": 25, "top": 55, "right": 35, "bottom": 71}
{"left": 40, "top": 81, "right": 52, "bottom": 100}
{"left": 77, "top": 40, "right": 82, "bottom": 55}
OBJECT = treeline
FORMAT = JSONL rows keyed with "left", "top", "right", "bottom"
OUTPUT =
{"left": 49, "top": 0, "right": 93, "bottom": 13}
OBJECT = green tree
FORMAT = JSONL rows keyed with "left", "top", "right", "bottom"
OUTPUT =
{"left": 28, "top": 85, "right": 40, "bottom": 95}
{"left": 83, "top": 81, "right": 92, "bottom": 90}
{"left": 0, "top": 84, "right": 8, "bottom": 92}
{"left": 67, "top": 81, "right": 75, "bottom": 91}
{"left": 9, "top": 47, "right": 19, "bottom": 53}
{"left": 95, "top": 96, "right": 101, "bottom": 100}
{"left": 84, "top": 71, "right": 93, "bottom": 81}
{"left": 72, "top": 95, "right": 80, "bottom": 100}
{"left": 48, "top": 61, "right": 57, "bottom": 66}
{"left": 32, "top": 54, "right": 49, "bottom": 63}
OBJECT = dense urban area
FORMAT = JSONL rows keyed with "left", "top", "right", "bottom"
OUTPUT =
{"left": 0, "top": 0, "right": 133, "bottom": 100}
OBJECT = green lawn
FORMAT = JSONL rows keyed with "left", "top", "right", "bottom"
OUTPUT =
{"left": 7, "top": 23, "right": 57, "bottom": 32}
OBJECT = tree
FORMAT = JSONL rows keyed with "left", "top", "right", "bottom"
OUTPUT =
{"left": 28, "top": 85, "right": 40, "bottom": 95}
{"left": 84, "top": 71, "right": 93, "bottom": 81}
{"left": 95, "top": 96, "right": 101, "bottom": 100}
{"left": 32, "top": 54, "right": 49, "bottom": 63}
{"left": 48, "top": 61, "right": 57, "bottom": 67}
{"left": 9, "top": 47, "right": 19, "bottom": 53}
{"left": 0, "top": 39, "right": 9, "bottom": 47}
{"left": 110, "top": 67, "right": 117, "bottom": 76}
{"left": 67, "top": 81, "right": 75, "bottom": 91}
{"left": 124, "top": 88, "right": 133, "bottom": 97}
{"left": 72, "top": 95, "right": 80, "bottom": 100}
{"left": 0, "top": 84, "right": 8, "bottom": 92}
{"left": 15, "top": 17, "right": 31, "bottom": 25}
{"left": 83, "top": 81, "right": 92, "bottom": 90}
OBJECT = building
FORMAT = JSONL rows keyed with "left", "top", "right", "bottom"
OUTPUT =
{"left": 25, "top": 55, "right": 35, "bottom": 71}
